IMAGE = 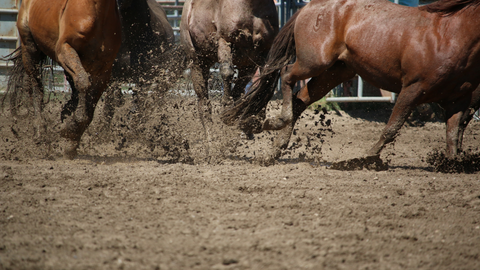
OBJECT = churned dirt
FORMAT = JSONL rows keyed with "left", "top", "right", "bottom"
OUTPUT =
{"left": 1, "top": 89, "right": 480, "bottom": 270}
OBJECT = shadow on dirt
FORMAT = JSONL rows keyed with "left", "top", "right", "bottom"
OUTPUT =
{"left": 339, "top": 102, "right": 445, "bottom": 126}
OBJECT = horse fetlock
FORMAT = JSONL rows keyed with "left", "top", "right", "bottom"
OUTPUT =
{"left": 262, "top": 116, "right": 291, "bottom": 131}
{"left": 219, "top": 63, "right": 234, "bottom": 79}
{"left": 366, "top": 147, "right": 382, "bottom": 158}
{"left": 62, "top": 139, "right": 80, "bottom": 160}
{"left": 33, "top": 122, "right": 47, "bottom": 141}
{"left": 273, "top": 138, "right": 289, "bottom": 151}
{"left": 271, "top": 146, "right": 283, "bottom": 160}
{"left": 59, "top": 117, "right": 83, "bottom": 141}
{"left": 72, "top": 75, "right": 91, "bottom": 93}
{"left": 257, "top": 154, "right": 276, "bottom": 166}
{"left": 446, "top": 146, "right": 459, "bottom": 159}
{"left": 221, "top": 95, "right": 234, "bottom": 107}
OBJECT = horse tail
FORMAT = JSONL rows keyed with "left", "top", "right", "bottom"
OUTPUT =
{"left": 221, "top": 10, "right": 301, "bottom": 125}
{"left": 1, "top": 47, "right": 25, "bottom": 115}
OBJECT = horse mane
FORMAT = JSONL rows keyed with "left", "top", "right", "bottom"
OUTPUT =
{"left": 419, "top": 0, "right": 480, "bottom": 16}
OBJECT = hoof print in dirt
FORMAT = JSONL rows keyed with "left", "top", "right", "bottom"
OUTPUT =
{"left": 329, "top": 155, "right": 388, "bottom": 171}
{"left": 426, "top": 150, "right": 480, "bottom": 173}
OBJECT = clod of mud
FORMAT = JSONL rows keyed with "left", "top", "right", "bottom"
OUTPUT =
{"left": 426, "top": 150, "right": 480, "bottom": 173}
{"left": 329, "top": 155, "right": 388, "bottom": 171}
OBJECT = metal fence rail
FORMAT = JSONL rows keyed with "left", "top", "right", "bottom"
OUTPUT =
{"left": 157, "top": 0, "right": 184, "bottom": 40}
{"left": 0, "top": 0, "right": 21, "bottom": 90}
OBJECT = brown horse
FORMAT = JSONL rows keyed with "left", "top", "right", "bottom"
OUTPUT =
{"left": 180, "top": 0, "right": 279, "bottom": 159}
{"left": 5, "top": 0, "right": 121, "bottom": 158}
{"left": 222, "top": 0, "right": 480, "bottom": 164}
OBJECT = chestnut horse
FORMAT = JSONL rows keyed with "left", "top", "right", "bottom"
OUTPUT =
{"left": 5, "top": 0, "right": 121, "bottom": 158}
{"left": 180, "top": 0, "right": 279, "bottom": 159}
{"left": 222, "top": 0, "right": 480, "bottom": 164}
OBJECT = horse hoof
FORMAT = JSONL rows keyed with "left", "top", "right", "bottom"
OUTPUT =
{"left": 240, "top": 132, "right": 254, "bottom": 140}
{"left": 257, "top": 155, "right": 276, "bottom": 166}
{"left": 63, "top": 148, "right": 77, "bottom": 160}
{"left": 62, "top": 140, "right": 79, "bottom": 160}
{"left": 329, "top": 155, "right": 388, "bottom": 171}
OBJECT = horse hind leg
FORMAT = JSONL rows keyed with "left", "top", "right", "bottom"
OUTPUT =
{"left": 262, "top": 58, "right": 330, "bottom": 132}
{"left": 20, "top": 43, "right": 48, "bottom": 141}
{"left": 263, "top": 61, "right": 356, "bottom": 164}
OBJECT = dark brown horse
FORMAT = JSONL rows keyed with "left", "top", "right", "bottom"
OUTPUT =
{"left": 5, "top": 0, "right": 121, "bottom": 158}
{"left": 222, "top": 0, "right": 480, "bottom": 164}
{"left": 180, "top": 0, "right": 279, "bottom": 158}
{"left": 102, "top": 0, "right": 176, "bottom": 123}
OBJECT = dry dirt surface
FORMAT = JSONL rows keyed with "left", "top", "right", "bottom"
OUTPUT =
{"left": 1, "top": 93, "right": 480, "bottom": 270}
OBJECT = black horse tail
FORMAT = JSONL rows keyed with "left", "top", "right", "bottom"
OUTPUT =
{"left": 1, "top": 46, "right": 25, "bottom": 114}
{"left": 221, "top": 10, "right": 300, "bottom": 126}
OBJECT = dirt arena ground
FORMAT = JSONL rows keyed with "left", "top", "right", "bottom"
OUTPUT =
{"left": 1, "top": 92, "right": 480, "bottom": 270}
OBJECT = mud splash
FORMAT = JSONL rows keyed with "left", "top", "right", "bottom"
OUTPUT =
{"left": 426, "top": 150, "right": 480, "bottom": 173}
{"left": 329, "top": 155, "right": 389, "bottom": 171}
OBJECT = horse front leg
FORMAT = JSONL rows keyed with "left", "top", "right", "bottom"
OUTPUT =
{"left": 452, "top": 86, "right": 480, "bottom": 156}
{"left": 190, "top": 59, "right": 215, "bottom": 161}
{"left": 218, "top": 38, "right": 235, "bottom": 106}
{"left": 56, "top": 43, "right": 92, "bottom": 159}
{"left": 442, "top": 95, "right": 475, "bottom": 158}
{"left": 366, "top": 86, "right": 420, "bottom": 157}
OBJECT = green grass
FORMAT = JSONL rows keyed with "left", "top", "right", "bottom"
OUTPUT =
{"left": 308, "top": 97, "right": 341, "bottom": 112}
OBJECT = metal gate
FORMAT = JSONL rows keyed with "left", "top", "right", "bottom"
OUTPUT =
{"left": 0, "top": 0, "right": 20, "bottom": 91}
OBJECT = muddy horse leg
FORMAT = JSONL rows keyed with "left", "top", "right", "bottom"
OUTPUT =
{"left": 450, "top": 87, "right": 480, "bottom": 155}
{"left": 261, "top": 64, "right": 297, "bottom": 131}
{"left": 441, "top": 94, "right": 476, "bottom": 158}
{"left": 264, "top": 61, "right": 355, "bottom": 164}
{"left": 218, "top": 38, "right": 235, "bottom": 106}
{"left": 233, "top": 66, "right": 258, "bottom": 139}
{"left": 56, "top": 43, "right": 92, "bottom": 158}
{"left": 366, "top": 85, "right": 425, "bottom": 157}
{"left": 19, "top": 40, "right": 47, "bottom": 140}
{"left": 61, "top": 73, "right": 79, "bottom": 122}
{"left": 261, "top": 56, "right": 343, "bottom": 131}
{"left": 190, "top": 57, "right": 216, "bottom": 160}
